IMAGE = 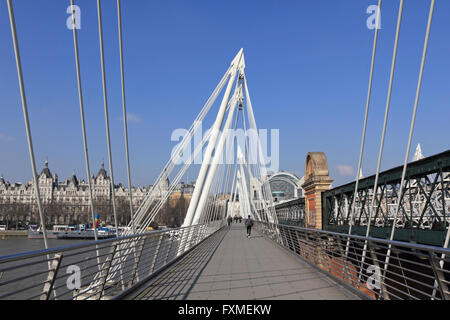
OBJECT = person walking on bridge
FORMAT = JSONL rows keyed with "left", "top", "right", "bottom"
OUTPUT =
{"left": 227, "top": 215, "right": 233, "bottom": 228}
{"left": 246, "top": 215, "right": 253, "bottom": 238}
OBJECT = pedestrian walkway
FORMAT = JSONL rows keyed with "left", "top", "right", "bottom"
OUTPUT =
{"left": 125, "top": 224, "right": 360, "bottom": 300}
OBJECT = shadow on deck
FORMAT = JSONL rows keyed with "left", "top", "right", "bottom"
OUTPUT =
{"left": 122, "top": 224, "right": 360, "bottom": 300}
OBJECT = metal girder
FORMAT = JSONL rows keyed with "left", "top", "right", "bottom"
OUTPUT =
{"left": 323, "top": 150, "right": 450, "bottom": 246}
{"left": 273, "top": 198, "right": 306, "bottom": 227}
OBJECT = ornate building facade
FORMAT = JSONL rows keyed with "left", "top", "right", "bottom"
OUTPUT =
{"left": 0, "top": 161, "right": 195, "bottom": 227}
{"left": 0, "top": 161, "right": 152, "bottom": 226}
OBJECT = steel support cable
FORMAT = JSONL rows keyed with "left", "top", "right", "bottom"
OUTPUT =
{"left": 237, "top": 152, "right": 252, "bottom": 219}
{"left": 191, "top": 88, "right": 241, "bottom": 225}
{"left": 205, "top": 162, "right": 224, "bottom": 223}
{"left": 70, "top": 0, "right": 99, "bottom": 243}
{"left": 236, "top": 178, "right": 245, "bottom": 218}
{"left": 186, "top": 51, "right": 243, "bottom": 227}
{"left": 129, "top": 68, "right": 232, "bottom": 230}
{"left": 240, "top": 99, "right": 253, "bottom": 203}
{"left": 223, "top": 107, "right": 241, "bottom": 201}
{"left": 194, "top": 144, "right": 222, "bottom": 224}
{"left": 212, "top": 135, "right": 234, "bottom": 223}
{"left": 242, "top": 161, "right": 263, "bottom": 221}
{"left": 229, "top": 167, "right": 239, "bottom": 218}
{"left": 203, "top": 163, "right": 226, "bottom": 224}
{"left": 111, "top": 2, "right": 133, "bottom": 290}
{"left": 243, "top": 75, "right": 278, "bottom": 226}
{"left": 218, "top": 102, "right": 241, "bottom": 221}
{"left": 134, "top": 127, "right": 214, "bottom": 233}
{"left": 182, "top": 74, "right": 237, "bottom": 226}
{"left": 219, "top": 165, "right": 232, "bottom": 220}
{"left": 199, "top": 167, "right": 219, "bottom": 224}
{"left": 129, "top": 71, "right": 232, "bottom": 231}
{"left": 117, "top": 0, "right": 136, "bottom": 234}
{"left": 134, "top": 64, "right": 232, "bottom": 230}
{"left": 369, "top": 0, "right": 402, "bottom": 231}
{"left": 243, "top": 75, "right": 273, "bottom": 212}
{"left": 347, "top": 0, "right": 382, "bottom": 238}
{"left": 240, "top": 164, "right": 255, "bottom": 220}
{"left": 341, "top": 0, "right": 381, "bottom": 282}
{"left": 97, "top": 0, "right": 119, "bottom": 236}
{"left": 136, "top": 94, "right": 238, "bottom": 231}
{"left": 228, "top": 139, "right": 240, "bottom": 220}
{"left": 134, "top": 122, "right": 216, "bottom": 236}
{"left": 215, "top": 162, "right": 229, "bottom": 221}
{"left": 6, "top": 2, "right": 59, "bottom": 298}
{"left": 194, "top": 92, "right": 240, "bottom": 224}
{"left": 229, "top": 112, "right": 243, "bottom": 190}
{"left": 218, "top": 164, "right": 229, "bottom": 221}
{"left": 382, "top": 0, "right": 435, "bottom": 296}
{"left": 348, "top": 0, "right": 402, "bottom": 277}
{"left": 6, "top": 0, "right": 49, "bottom": 249}
{"left": 137, "top": 124, "right": 211, "bottom": 229}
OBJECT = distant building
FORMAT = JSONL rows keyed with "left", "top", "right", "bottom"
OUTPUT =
{"left": 0, "top": 161, "right": 149, "bottom": 207}
{"left": 0, "top": 161, "right": 191, "bottom": 226}
{"left": 267, "top": 171, "right": 305, "bottom": 204}
{"left": 413, "top": 143, "right": 424, "bottom": 161}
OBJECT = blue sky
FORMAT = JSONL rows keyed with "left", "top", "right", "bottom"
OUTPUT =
{"left": 0, "top": 0, "right": 449, "bottom": 187}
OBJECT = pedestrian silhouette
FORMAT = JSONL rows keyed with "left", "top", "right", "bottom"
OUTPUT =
{"left": 246, "top": 215, "right": 253, "bottom": 238}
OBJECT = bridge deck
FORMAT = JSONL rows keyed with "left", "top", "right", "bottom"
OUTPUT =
{"left": 124, "top": 224, "right": 360, "bottom": 300}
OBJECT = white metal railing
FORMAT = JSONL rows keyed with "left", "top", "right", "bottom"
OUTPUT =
{"left": 0, "top": 221, "right": 224, "bottom": 300}
{"left": 256, "top": 222, "right": 450, "bottom": 300}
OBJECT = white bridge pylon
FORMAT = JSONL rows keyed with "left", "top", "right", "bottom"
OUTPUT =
{"left": 180, "top": 49, "right": 277, "bottom": 228}
{"left": 116, "top": 48, "right": 278, "bottom": 236}
{"left": 89, "top": 49, "right": 280, "bottom": 289}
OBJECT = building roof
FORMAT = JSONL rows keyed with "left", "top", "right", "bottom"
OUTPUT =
{"left": 70, "top": 172, "right": 79, "bottom": 186}
{"left": 96, "top": 162, "right": 107, "bottom": 179}
{"left": 40, "top": 161, "right": 52, "bottom": 178}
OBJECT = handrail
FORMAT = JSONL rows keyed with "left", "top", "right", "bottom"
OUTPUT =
{"left": 256, "top": 221, "right": 450, "bottom": 300}
{"left": 0, "top": 225, "right": 201, "bottom": 264}
{"left": 0, "top": 221, "right": 225, "bottom": 300}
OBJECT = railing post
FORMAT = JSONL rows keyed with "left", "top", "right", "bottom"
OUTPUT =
{"left": 336, "top": 235, "right": 354, "bottom": 287}
{"left": 368, "top": 241, "right": 390, "bottom": 300}
{"left": 198, "top": 225, "right": 205, "bottom": 243}
{"left": 40, "top": 253, "right": 63, "bottom": 300}
{"left": 164, "top": 231, "right": 175, "bottom": 265}
{"left": 191, "top": 225, "right": 201, "bottom": 247}
{"left": 284, "top": 227, "right": 292, "bottom": 252}
{"left": 311, "top": 233, "right": 320, "bottom": 266}
{"left": 129, "top": 236, "right": 146, "bottom": 285}
{"left": 187, "top": 226, "right": 198, "bottom": 249}
{"left": 280, "top": 226, "right": 289, "bottom": 249}
{"left": 96, "top": 243, "right": 117, "bottom": 300}
{"left": 150, "top": 233, "right": 163, "bottom": 275}
{"left": 428, "top": 252, "right": 450, "bottom": 300}
{"left": 177, "top": 228, "right": 187, "bottom": 254}
{"left": 319, "top": 238, "right": 332, "bottom": 274}
{"left": 297, "top": 230, "right": 306, "bottom": 258}
{"left": 304, "top": 232, "right": 315, "bottom": 261}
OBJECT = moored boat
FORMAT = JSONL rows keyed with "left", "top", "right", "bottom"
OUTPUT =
{"left": 27, "top": 225, "right": 116, "bottom": 240}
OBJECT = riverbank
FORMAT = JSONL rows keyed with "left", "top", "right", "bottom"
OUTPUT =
{"left": 0, "top": 230, "right": 28, "bottom": 238}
